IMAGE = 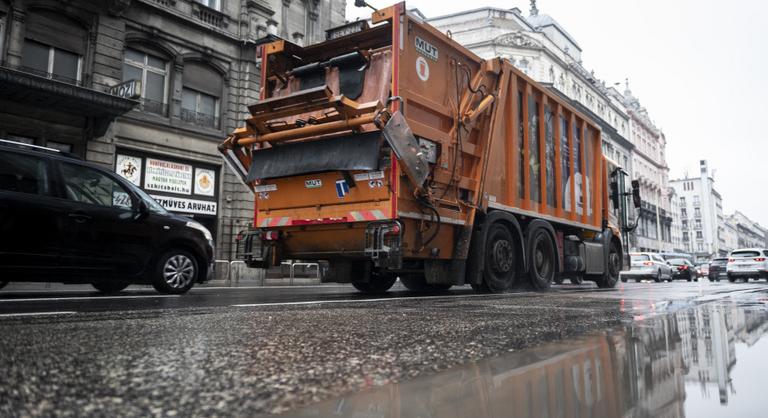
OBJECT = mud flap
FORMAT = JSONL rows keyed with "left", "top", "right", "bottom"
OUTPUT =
{"left": 380, "top": 111, "right": 429, "bottom": 191}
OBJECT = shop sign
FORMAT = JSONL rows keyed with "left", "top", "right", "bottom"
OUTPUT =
{"left": 195, "top": 168, "right": 216, "bottom": 197}
{"left": 115, "top": 154, "right": 142, "bottom": 186}
{"left": 145, "top": 158, "right": 193, "bottom": 195}
{"left": 108, "top": 79, "right": 142, "bottom": 99}
{"left": 150, "top": 195, "right": 217, "bottom": 216}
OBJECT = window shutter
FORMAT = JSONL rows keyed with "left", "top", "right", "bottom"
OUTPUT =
{"left": 183, "top": 62, "right": 223, "bottom": 98}
{"left": 25, "top": 10, "right": 87, "bottom": 55}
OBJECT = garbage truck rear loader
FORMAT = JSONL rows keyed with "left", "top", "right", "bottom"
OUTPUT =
{"left": 220, "top": 3, "right": 638, "bottom": 293}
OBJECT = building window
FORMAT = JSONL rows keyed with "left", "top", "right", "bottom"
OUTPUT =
{"left": 694, "top": 207, "right": 701, "bottom": 218}
{"left": 182, "top": 88, "right": 220, "bottom": 129}
{"left": 695, "top": 220, "right": 702, "bottom": 229}
{"left": 683, "top": 232, "right": 689, "bottom": 241}
{"left": 123, "top": 48, "right": 169, "bottom": 116}
{"left": 196, "top": 0, "right": 221, "bottom": 10}
{"left": 0, "top": 14, "right": 6, "bottom": 60}
{"left": 681, "top": 208, "right": 687, "bottom": 218}
{"left": 696, "top": 231, "right": 703, "bottom": 239}
{"left": 21, "top": 39, "right": 82, "bottom": 84}
{"left": 693, "top": 195, "right": 700, "bottom": 205}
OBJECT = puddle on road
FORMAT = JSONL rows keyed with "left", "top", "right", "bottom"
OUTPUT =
{"left": 283, "top": 299, "right": 768, "bottom": 418}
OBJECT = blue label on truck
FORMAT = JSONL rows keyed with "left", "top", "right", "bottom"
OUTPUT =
{"left": 335, "top": 180, "right": 350, "bottom": 198}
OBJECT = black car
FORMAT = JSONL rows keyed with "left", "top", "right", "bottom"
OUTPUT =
{"left": 0, "top": 140, "right": 214, "bottom": 294}
{"left": 708, "top": 258, "right": 728, "bottom": 282}
{"left": 668, "top": 258, "right": 696, "bottom": 282}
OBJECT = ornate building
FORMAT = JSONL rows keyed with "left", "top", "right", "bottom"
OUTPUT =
{"left": 670, "top": 160, "right": 723, "bottom": 260}
{"left": 0, "top": 0, "right": 345, "bottom": 259}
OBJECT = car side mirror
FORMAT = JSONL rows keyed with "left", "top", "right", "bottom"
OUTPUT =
{"left": 631, "top": 180, "right": 642, "bottom": 209}
{"left": 610, "top": 180, "right": 620, "bottom": 210}
{"left": 135, "top": 199, "right": 150, "bottom": 221}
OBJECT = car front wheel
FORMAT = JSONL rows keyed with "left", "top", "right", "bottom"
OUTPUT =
{"left": 92, "top": 282, "right": 129, "bottom": 294}
{"left": 153, "top": 250, "right": 198, "bottom": 294}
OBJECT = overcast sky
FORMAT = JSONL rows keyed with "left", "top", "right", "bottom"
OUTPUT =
{"left": 347, "top": 0, "right": 768, "bottom": 226}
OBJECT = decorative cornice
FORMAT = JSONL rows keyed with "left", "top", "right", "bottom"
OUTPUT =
{"left": 494, "top": 31, "right": 541, "bottom": 49}
{"left": 107, "top": 0, "right": 133, "bottom": 17}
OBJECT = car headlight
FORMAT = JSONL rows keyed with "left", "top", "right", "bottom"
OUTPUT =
{"left": 186, "top": 221, "right": 213, "bottom": 241}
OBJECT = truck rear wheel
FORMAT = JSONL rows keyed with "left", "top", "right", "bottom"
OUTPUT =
{"left": 528, "top": 227, "right": 556, "bottom": 290}
{"left": 400, "top": 275, "right": 452, "bottom": 292}
{"left": 473, "top": 223, "right": 517, "bottom": 293}
{"left": 352, "top": 272, "right": 396, "bottom": 294}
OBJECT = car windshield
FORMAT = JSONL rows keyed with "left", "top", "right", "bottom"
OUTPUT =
{"left": 732, "top": 251, "right": 760, "bottom": 258}
{"left": 631, "top": 254, "right": 650, "bottom": 262}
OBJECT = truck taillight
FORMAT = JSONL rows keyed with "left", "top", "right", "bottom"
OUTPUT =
{"left": 755, "top": 257, "right": 766, "bottom": 262}
{"left": 262, "top": 231, "right": 280, "bottom": 241}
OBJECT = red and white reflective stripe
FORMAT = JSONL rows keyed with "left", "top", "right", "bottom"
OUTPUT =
{"left": 259, "top": 217, "right": 291, "bottom": 227}
{"left": 348, "top": 210, "right": 387, "bottom": 222}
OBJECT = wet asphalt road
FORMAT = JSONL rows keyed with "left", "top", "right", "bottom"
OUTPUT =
{"left": 1, "top": 280, "right": 767, "bottom": 417}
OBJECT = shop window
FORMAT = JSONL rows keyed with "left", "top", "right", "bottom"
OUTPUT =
{"left": 21, "top": 39, "right": 81, "bottom": 84}
{"left": 123, "top": 48, "right": 169, "bottom": 116}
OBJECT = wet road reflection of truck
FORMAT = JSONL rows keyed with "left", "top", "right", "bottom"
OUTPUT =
{"left": 221, "top": 3, "right": 641, "bottom": 293}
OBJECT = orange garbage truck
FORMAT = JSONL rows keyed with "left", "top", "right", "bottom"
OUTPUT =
{"left": 220, "top": 2, "right": 640, "bottom": 293}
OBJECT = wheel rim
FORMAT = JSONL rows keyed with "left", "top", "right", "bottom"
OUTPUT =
{"left": 492, "top": 239, "right": 514, "bottom": 273}
{"left": 163, "top": 254, "right": 195, "bottom": 289}
{"left": 533, "top": 235, "right": 553, "bottom": 279}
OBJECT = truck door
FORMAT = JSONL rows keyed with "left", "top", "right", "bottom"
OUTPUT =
{"left": 55, "top": 161, "right": 151, "bottom": 278}
{"left": 0, "top": 151, "right": 61, "bottom": 280}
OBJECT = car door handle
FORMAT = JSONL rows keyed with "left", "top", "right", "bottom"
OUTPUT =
{"left": 68, "top": 212, "right": 92, "bottom": 222}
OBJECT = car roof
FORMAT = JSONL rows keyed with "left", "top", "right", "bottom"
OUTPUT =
{"left": 730, "top": 248, "right": 766, "bottom": 253}
{"left": 0, "top": 139, "right": 82, "bottom": 161}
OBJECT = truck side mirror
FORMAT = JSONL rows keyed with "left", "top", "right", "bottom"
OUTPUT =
{"left": 610, "top": 180, "right": 619, "bottom": 210}
{"left": 631, "top": 180, "right": 642, "bottom": 209}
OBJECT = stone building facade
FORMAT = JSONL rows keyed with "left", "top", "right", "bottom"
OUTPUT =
{"left": 0, "top": 0, "right": 345, "bottom": 259}
{"left": 670, "top": 160, "right": 723, "bottom": 261}
{"left": 617, "top": 85, "right": 673, "bottom": 253}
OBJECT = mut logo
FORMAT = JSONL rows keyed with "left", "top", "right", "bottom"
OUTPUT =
{"left": 415, "top": 36, "right": 438, "bottom": 61}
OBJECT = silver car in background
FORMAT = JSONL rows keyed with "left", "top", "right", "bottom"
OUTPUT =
{"left": 621, "top": 252, "right": 673, "bottom": 283}
{"left": 727, "top": 248, "right": 768, "bottom": 282}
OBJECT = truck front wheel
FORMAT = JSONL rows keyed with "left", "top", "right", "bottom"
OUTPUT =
{"left": 595, "top": 241, "right": 621, "bottom": 288}
{"left": 528, "top": 227, "right": 556, "bottom": 290}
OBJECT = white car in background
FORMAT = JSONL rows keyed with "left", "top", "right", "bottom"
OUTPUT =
{"left": 621, "top": 252, "right": 673, "bottom": 283}
{"left": 727, "top": 248, "right": 768, "bottom": 282}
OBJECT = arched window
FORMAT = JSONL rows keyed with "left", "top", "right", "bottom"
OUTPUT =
{"left": 21, "top": 10, "right": 86, "bottom": 84}
{"left": 123, "top": 47, "right": 170, "bottom": 116}
{"left": 181, "top": 62, "right": 223, "bottom": 129}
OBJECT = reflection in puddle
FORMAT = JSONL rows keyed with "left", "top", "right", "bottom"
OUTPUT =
{"left": 285, "top": 301, "right": 768, "bottom": 418}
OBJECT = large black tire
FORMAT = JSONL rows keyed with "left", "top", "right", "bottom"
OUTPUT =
{"left": 352, "top": 272, "right": 396, "bottom": 294}
{"left": 91, "top": 281, "right": 130, "bottom": 294}
{"left": 0, "top": 281, "right": 8, "bottom": 290}
{"left": 595, "top": 241, "right": 621, "bottom": 289}
{"left": 473, "top": 223, "right": 518, "bottom": 293}
{"left": 528, "top": 227, "right": 556, "bottom": 290}
{"left": 152, "top": 250, "right": 198, "bottom": 294}
{"left": 400, "top": 275, "right": 451, "bottom": 292}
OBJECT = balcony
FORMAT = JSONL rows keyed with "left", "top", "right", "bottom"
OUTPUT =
{"left": 0, "top": 62, "right": 137, "bottom": 136}
{"left": 181, "top": 108, "right": 219, "bottom": 129}
{"left": 191, "top": 2, "right": 228, "bottom": 29}
{"left": 137, "top": 98, "right": 169, "bottom": 117}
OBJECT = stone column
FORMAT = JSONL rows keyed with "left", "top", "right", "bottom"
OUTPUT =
{"left": 6, "top": 3, "right": 27, "bottom": 67}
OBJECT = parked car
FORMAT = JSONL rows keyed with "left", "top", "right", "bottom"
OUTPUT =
{"left": 668, "top": 258, "right": 696, "bottom": 281}
{"left": 708, "top": 258, "right": 729, "bottom": 281}
{"left": 696, "top": 263, "right": 710, "bottom": 279}
{"left": 621, "top": 252, "right": 673, "bottom": 283}
{"left": 0, "top": 140, "right": 214, "bottom": 294}
{"left": 727, "top": 248, "right": 768, "bottom": 282}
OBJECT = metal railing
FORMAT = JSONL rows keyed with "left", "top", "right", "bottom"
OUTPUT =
{"left": 181, "top": 108, "right": 219, "bottom": 129}
{"left": 138, "top": 98, "right": 169, "bottom": 116}
{"left": 5, "top": 64, "right": 83, "bottom": 86}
